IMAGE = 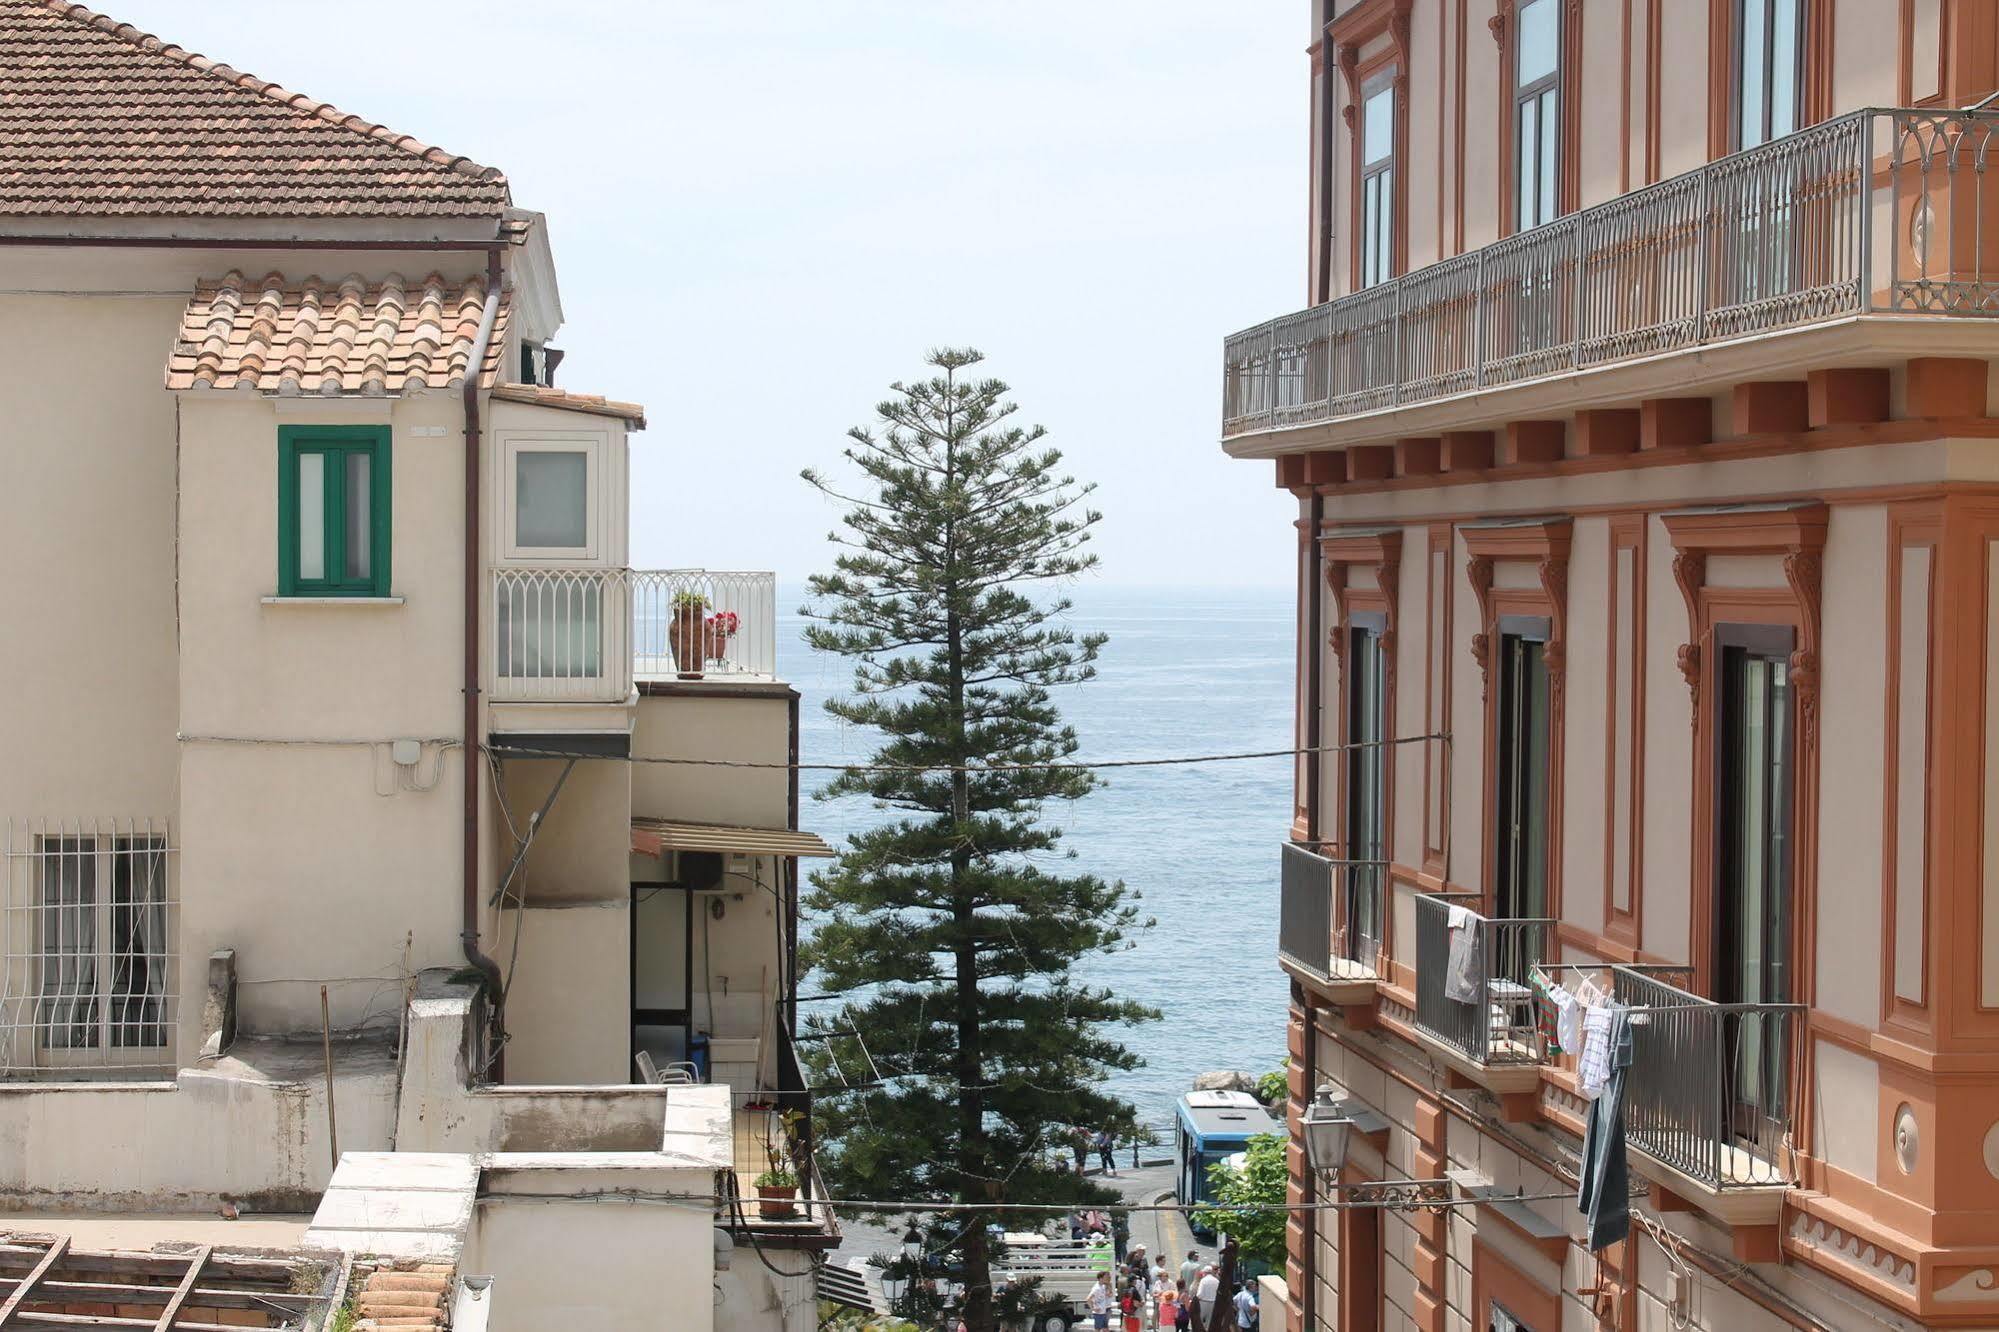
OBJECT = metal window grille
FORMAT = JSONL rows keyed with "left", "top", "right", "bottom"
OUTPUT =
{"left": 0, "top": 819, "right": 177, "bottom": 1079}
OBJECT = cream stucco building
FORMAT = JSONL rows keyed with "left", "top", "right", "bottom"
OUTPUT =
{"left": 0, "top": 3, "right": 833, "bottom": 1327}
{"left": 1232, "top": 2, "right": 1999, "bottom": 1331}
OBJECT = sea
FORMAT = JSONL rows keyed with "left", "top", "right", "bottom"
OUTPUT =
{"left": 778, "top": 583, "right": 1294, "bottom": 1126}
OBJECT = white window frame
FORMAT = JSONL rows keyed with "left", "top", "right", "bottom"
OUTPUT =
{"left": 500, "top": 433, "right": 604, "bottom": 564}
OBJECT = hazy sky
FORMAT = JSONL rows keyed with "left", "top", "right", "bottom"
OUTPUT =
{"left": 116, "top": 2, "right": 1305, "bottom": 589}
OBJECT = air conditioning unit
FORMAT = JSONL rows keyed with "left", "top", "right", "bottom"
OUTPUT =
{"left": 674, "top": 849, "right": 724, "bottom": 892}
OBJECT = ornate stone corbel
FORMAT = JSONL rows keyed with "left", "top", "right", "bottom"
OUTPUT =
{"left": 1488, "top": 0, "right": 1512, "bottom": 46}
{"left": 1671, "top": 549, "right": 1707, "bottom": 730}
{"left": 1784, "top": 549, "right": 1824, "bottom": 746}
{"left": 1466, "top": 553, "right": 1496, "bottom": 701}
{"left": 1537, "top": 554, "right": 1569, "bottom": 687}
{"left": 1324, "top": 560, "right": 1349, "bottom": 666}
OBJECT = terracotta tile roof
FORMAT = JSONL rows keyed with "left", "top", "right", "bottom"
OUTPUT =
{"left": 492, "top": 382, "right": 648, "bottom": 429}
{"left": 165, "top": 270, "right": 508, "bottom": 395}
{"left": 351, "top": 1260, "right": 456, "bottom": 1331}
{"left": 0, "top": 1, "right": 509, "bottom": 217}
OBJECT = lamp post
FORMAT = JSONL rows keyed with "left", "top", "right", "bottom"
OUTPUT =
{"left": 1300, "top": 1084, "right": 1356, "bottom": 1178}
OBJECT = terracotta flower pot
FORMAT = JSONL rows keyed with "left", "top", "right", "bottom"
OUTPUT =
{"left": 705, "top": 624, "right": 733, "bottom": 663}
{"left": 756, "top": 1183, "right": 797, "bottom": 1218}
{"left": 668, "top": 605, "right": 706, "bottom": 679}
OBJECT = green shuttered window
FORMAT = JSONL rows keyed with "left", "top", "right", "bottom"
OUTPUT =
{"left": 277, "top": 425, "right": 392, "bottom": 597}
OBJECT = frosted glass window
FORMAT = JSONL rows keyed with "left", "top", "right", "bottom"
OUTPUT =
{"left": 344, "top": 453, "right": 371, "bottom": 581}
{"left": 298, "top": 454, "right": 325, "bottom": 580}
{"left": 1516, "top": 0, "right": 1558, "bottom": 83}
{"left": 516, "top": 451, "right": 588, "bottom": 549}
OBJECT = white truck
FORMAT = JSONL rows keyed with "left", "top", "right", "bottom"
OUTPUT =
{"left": 992, "top": 1233, "right": 1122, "bottom": 1332}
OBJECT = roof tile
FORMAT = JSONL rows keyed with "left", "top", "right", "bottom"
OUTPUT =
{"left": 165, "top": 270, "right": 508, "bottom": 395}
{"left": 0, "top": 1, "right": 510, "bottom": 217}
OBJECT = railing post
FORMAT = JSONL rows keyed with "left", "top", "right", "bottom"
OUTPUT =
{"left": 1473, "top": 250, "right": 1488, "bottom": 388}
{"left": 1392, "top": 280, "right": 1405, "bottom": 405}
{"left": 1694, "top": 166, "right": 1712, "bottom": 344}
{"left": 1265, "top": 319, "right": 1278, "bottom": 432}
{"left": 1572, "top": 215, "right": 1585, "bottom": 368}
{"left": 1859, "top": 111, "right": 1876, "bottom": 312}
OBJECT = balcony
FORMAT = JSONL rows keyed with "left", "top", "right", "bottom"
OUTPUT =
{"left": 491, "top": 567, "right": 778, "bottom": 704}
{"left": 1612, "top": 967, "right": 1800, "bottom": 1224}
{"left": 1277, "top": 841, "right": 1381, "bottom": 1006}
{"left": 1411, "top": 894, "right": 1551, "bottom": 1093}
{"left": 1223, "top": 107, "right": 1999, "bottom": 444}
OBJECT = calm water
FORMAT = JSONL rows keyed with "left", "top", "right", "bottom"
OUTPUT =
{"left": 779, "top": 584, "right": 1293, "bottom": 1123}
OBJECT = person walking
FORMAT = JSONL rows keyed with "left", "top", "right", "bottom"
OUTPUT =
{"left": 1096, "top": 1127, "right": 1119, "bottom": 1177}
{"left": 1122, "top": 1281, "right": 1144, "bottom": 1332}
{"left": 1178, "top": 1252, "right": 1201, "bottom": 1299}
{"left": 1071, "top": 1125, "right": 1090, "bottom": 1175}
{"left": 1195, "top": 1266, "right": 1221, "bottom": 1332}
{"left": 1088, "top": 1272, "right": 1116, "bottom": 1332}
{"left": 1155, "top": 1280, "right": 1180, "bottom": 1332}
{"left": 1232, "top": 1281, "right": 1258, "bottom": 1332}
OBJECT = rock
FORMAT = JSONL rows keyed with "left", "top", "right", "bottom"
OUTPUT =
{"left": 1192, "top": 1070, "right": 1257, "bottom": 1094}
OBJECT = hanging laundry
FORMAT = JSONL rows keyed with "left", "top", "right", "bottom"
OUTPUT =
{"left": 1444, "top": 904, "right": 1481, "bottom": 1003}
{"left": 1529, "top": 969, "right": 1566, "bottom": 1054}
{"left": 1552, "top": 983, "right": 1581, "bottom": 1057}
{"left": 1576, "top": 1001, "right": 1616, "bottom": 1100}
{"left": 1577, "top": 1006, "right": 1634, "bottom": 1251}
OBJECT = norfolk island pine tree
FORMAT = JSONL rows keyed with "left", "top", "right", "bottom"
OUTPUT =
{"left": 799, "top": 348, "right": 1157, "bottom": 1332}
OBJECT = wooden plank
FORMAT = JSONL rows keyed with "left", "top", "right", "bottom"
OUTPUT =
{"left": 0, "top": 1238, "right": 69, "bottom": 1328}
{"left": 12, "top": 1314, "right": 241, "bottom": 1331}
{"left": 0, "top": 1280, "right": 311, "bottom": 1314}
{"left": 151, "top": 1247, "right": 208, "bottom": 1331}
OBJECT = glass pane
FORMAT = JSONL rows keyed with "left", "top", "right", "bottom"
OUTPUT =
{"left": 1739, "top": 0, "right": 1768, "bottom": 147}
{"left": 1380, "top": 172, "right": 1393, "bottom": 281}
{"left": 1363, "top": 85, "right": 1394, "bottom": 166}
{"left": 1737, "top": 657, "right": 1769, "bottom": 1004}
{"left": 1521, "top": 640, "right": 1549, "bottom": 919}
{"left": 344, "top": 451, "right": 371, "bottom": 582}
{"left": 1517, "top": 0, "right": 1558, "bottom": 83}
{"left": 1537, "top": 89, "right": 1558, "bottom": 223}
{"left": 1516, "top": 98, "right": 1536, "bottom": 232}
{"left": 39, "top": 837, "right": 99, "bottom": 1050}
{"left": 298, "top": 452, "right": 325, "bottom": 581}
{"left": 110, "top": 838, "right": 167, "bottom": 1047}
{"left": 1770, "top": 0, "right": 1800, "bottom": 138}
{"left": 516, "top": 451, "right": 589, "bottom": 549}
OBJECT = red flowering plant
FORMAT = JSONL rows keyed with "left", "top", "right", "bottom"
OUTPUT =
{"left": 706, "top": 610, "right": 741, "bottom": 639}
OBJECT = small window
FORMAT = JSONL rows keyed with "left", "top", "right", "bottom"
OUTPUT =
{"left": 278, "top": 425, "right": 391, "bottom": 597}
{"left": 1513, "top": 0, "right": 1561, "bottom": 231}
{"left": 1359, "top": 80, "right": 1396, "bottom": 289}
{"left": 1735, "top": 0, "right": 1804, "bottom": 149}
{"left": 515, "top": 450, "right": 589, "bottom": 549}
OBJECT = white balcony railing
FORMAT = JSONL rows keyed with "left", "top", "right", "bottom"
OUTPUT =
{"left": 492, "top": 568, "right": 778, "bottom": 702}
{"left": 1224, "top": 107, "right": 1999, "bottom": 437}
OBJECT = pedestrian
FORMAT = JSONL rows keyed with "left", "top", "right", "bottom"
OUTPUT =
{"left": 1196, "top": 1266, "right": 1220, "bottom": 1332}
{"left": 1122, "top": 1281, "right": 1144, "bottom": 1332}
{"left": 1150, "top": 1254, "right": 1171, "bottom": 1300}
{"left": 1126, "top": 1242, "right": 1149, "bottom": 1290}
{"left": 1178, "top": 1251, "right": 1201, "bottom": 1298}
{"left": 1069, "top": 1210, "right": 1086, "bottom": 1241}
{"left": 1097, "top": 1127, "right": 1119, "bottom": 1177}
{"left": 1072, "top": 1125, "right": 1090, "bottom": 1175}
{"left": 1088, "top": 1272, "right": 1116, "bottom": 1332}
{"left": 1233, "top": 1281, "right": 1258, "bottom": 1332}
{"left": 1156, "top": 1280, "right": 1180, "bottom": 1332}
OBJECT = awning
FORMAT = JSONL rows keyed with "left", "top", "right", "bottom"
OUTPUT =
{"left": 630, "top": 818, "right": 836, "bottom": 860}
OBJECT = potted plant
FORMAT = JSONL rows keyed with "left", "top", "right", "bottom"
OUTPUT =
{"left": 753, "top": 1162, "right": 798, "bottom": 1218}
{"left": 668, "top": 590, "right": 710, "bottom": 679}
{"left": 705, "top": 608, "right": 740, "bottom": 665}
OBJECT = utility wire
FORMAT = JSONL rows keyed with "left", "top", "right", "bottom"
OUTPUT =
{"left": 479, "top": 731, "right": 1448, "bottom": 774}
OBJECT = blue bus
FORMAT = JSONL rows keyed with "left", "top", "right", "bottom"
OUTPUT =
{"left": 1175, "top": 1090, "right": 1282, "bottom": 1218}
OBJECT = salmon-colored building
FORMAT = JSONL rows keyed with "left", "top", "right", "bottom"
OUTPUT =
{"left": 1230, "top": 2, "right": 1999, "bottom": 1329}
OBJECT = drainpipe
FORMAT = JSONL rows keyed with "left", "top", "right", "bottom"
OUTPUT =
{"left": 462, "top": 249, "right": 506, "bottom": 1064}
{"left": 1303, "top": 491, "right": 1325, "bottom": 843}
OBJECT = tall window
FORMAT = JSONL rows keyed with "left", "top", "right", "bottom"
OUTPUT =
{"left": 1715, "top": 628, "right": 1794, "bottom": 1142}
{"left": 1735, "top": 0, "right": 1804, "bottom": 149}
{"left": 278, "top": 425, "right": 392, "bottom": 597}
{"left": 36, "top": 835, "right": 170, "bottom": 1055}
{"left": 1513, "top": 0, "right": 1561, "bottom": 232}
{"left": 1344, "top": 615, "right": 1386, "bottom": 964}
{"left": 1359, "top": 80, "right": 1396, "bottom": 288}
{"left": 1494, "top": 622, "right": 1551, "bottom": 922}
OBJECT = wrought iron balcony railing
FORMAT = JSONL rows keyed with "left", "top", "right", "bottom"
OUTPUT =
{"left": 1612, "top": 967, "right": 1802, "bottom": 1193}
{"left": 1412, "top": 894, "right": 1552, "bottom": 1068}
{"left": 1278, "top": 841, "right": 1383, "bottom": 983}
{"left": 491, "top": 567, "right": 778, "bottom": 702}
{"left": 1223, "top": 107, "right": 1999, "bottom": 438}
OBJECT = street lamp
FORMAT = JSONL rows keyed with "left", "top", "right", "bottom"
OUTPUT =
{"left": 902, "top": 1223, "right": 924, "bottom": 1262}
{"left": 880, "top": 1266, "right": 908, "bottom": 1307}
{"left": 1301, "top": 1084, "right": 1357, "bottom": 1178}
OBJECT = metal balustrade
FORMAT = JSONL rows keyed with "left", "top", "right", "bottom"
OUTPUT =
{"left": 492, "top": 567, "right": 778, "bottom": 701}
{"left": 1412, "top": 894, "right": 1552, "bottom": 1068}
{"left": 1613, "top": 967, "right": 1802, "bottom": 1192}
{"left": 1278, "top": 842, "right": 1383, "bottom": 982}
{"left": 1223, "top": 107, "right": 1999, "bottom": 438}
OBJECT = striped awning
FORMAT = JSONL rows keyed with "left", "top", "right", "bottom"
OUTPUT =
{"left": 630, "top": 818, "right": 836, "bottom": 860}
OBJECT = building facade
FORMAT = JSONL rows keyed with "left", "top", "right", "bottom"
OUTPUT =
{"left": 0, "top": 3, "right": 830, "bottom": 1327}
{"left": 1231, "top": 2, "right": 1999, "bottom": 1330}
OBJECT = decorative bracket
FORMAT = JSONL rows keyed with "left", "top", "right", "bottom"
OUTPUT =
{"left": 1460, "top": 518, "right": 1571, "bottom": 703}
